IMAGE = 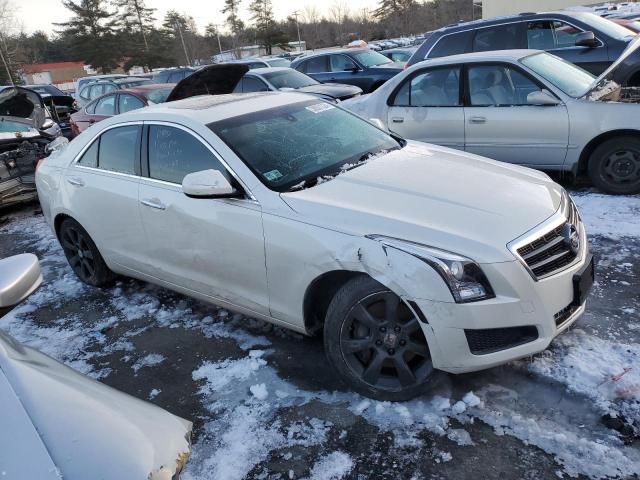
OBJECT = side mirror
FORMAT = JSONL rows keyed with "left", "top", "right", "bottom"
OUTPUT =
{"left": 575, "top": 31, "right": 599, "bottom": 48}
{"left": 182, "top": 169, "right": 239, "bottom": 198}
{"left": 527, "top": 90, "right": 561, "bottom": 106}
{"left": 0, "top": 254, "right": 42, "bottom": 311}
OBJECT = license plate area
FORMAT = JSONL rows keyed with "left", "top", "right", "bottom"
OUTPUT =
{"left": 572, "top": 254, "right": 594, "bottom": 307}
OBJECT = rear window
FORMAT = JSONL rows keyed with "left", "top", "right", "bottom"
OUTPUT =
{"left": 143, "top": 88, "right": 173, "bottom": 104}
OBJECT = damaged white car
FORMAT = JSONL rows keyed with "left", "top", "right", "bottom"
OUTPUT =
{"left": 0, "top": 86, "right": 63, "bottom": 209}
{"left": 36, "top": 90, "right": 594, "bottom": 400}
{"left": 0, "top": 254, "right": 192, "bottom": 479}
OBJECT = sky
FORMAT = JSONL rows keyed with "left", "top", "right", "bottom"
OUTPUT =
{"left": 16, "top": 0, "right": 379, "bottom": 35}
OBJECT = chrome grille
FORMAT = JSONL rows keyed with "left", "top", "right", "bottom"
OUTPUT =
{"left": 511, "top": 195, "right": 583, "bottom": 280}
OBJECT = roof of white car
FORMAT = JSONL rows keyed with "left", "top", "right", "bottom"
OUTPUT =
{"left": 414, "top": 49, "right": 541, "bottom": 67}
{"left": 113, "top": 91, "right": 312, "bottom": 125}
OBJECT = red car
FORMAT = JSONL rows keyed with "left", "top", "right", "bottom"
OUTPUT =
{"left": 70, "top": 83, "right": 175, "bottom": 136}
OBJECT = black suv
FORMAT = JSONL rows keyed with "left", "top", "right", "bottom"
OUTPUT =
{"left": 291, "top": 48, "right": 404, "bottom": 93}
{"left": 407, "top": 11, "right": 637, "bottom": 78}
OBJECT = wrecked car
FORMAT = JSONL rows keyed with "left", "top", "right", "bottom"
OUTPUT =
{"left": 344, "top": 36, "right": 640, "bottom": 195}
{"left": 36, "top": 90, "right": 593, "bottom": 401}
{"left": 0, "top": 86, "right": 62, "bottom": 209}
{"left": 0, "top": 253, "right": 192, "bottom": 479}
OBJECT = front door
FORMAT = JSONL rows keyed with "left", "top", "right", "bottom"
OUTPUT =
{"left": 464, "top": 63, "right": 569, "bottom": 167}
{"left": 138, "top": 123, "right": 269, "bottom": 315}
{"left": 386, "top": 66, "right": 465, "bottom": 150}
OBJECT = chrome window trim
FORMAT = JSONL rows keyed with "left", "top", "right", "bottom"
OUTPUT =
{"left": 507, "top": 191, "right": 587, "bottom": 281}
{"left": 425, "top": 17, "right": 603, "bottom": 60}
{"left": 143, "top": 120, "right": 258, "bottom": 203}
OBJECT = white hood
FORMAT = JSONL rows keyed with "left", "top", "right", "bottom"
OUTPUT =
{"left": 281, "top": 142, "right": 562, "bottom": 263}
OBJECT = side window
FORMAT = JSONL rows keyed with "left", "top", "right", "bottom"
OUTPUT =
{"left": 89, "top": 84, "right": 104, "bottom": 99}
{"left": 392, "top": 67, "right": 460, "bottom": 107}
{"left": 98, "top": 125, "right": 140, "bottom": 174}
{"left": 85, "top": 99, "right": 98, "bottom": 114}
{"left": 330, "top": 54, "right": 357, "bottom": 72}
{"left": 147, "top": 125, "right": 232, "bottom": 185}
{"left": 428, "top": 32, "right": 471, "bottom": 59}
{"left": 94, "top": 95, "right": 116, "bottom": 115}
{"left": 468, "top": 64, "right": 540, "bottom": 107}
{"left": 79, "top": 86, "right": 92, "bottom": 100}
{"left": 552, "top": 21, "right": 582, "bottom": 48}
{"left": 77, "top": 139, "right": 99, "bottom": 168}
{"left": 242, "top": 76, "right": 270, "bottom": 92}
{"left": 118, "top": 94, "right": 145, "bottom": 113}
{"left": 473, "top": 23, "right": 526, "bottom": 52}
{"left": 103, "top": 83, "right": 117, "bottom": 94}
{"left": 168, "top": 71, "right": 182, "bottom": 83}
{"left": 528, "top": 21, "right": 556, "bottom": 49}
{"left": 303, "top": 56, "right": 329, "bottom": 73}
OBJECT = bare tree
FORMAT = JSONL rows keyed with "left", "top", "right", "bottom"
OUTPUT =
{"left": 329, "top": 1, "right": 349, "bottom": 45}
{"left": 0, "top": 0, "right": 19, "bottom": 84}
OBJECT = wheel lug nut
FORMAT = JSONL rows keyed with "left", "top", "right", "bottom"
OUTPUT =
{"left": 387, "top": 348, "right": 395, "bottom": 355}
{"left": 399, "top": 340, "right": 406, "bottom": 346}
{"left": 394, "top": 326, "right": 401, "bottom": 333}
{"left": 375, "top": 340, "right": 382, "bottom": 346}
{"left": 379, "top": 327, "right": 386, "bottom": 333}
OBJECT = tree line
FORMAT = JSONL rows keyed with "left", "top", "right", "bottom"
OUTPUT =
{"left": 0, "top": 0, "right": 475, "bottom": 84}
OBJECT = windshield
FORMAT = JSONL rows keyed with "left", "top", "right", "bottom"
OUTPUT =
{"left": 352, "top": 50, "right": 393, "bottom": 67}
{"left": 209, "top": 100, "right": 399, "bottom": 191}
{"left": 266, "top": 58, "right": 291, "bottom": 68}
{"left": 143, "top": 87, "right": 173, "bottom": 104}
{"left": 571, "top": 12, "right": 636, "bottom": 40}
{"left": 261, "top": 70, "right": 318, "bottom": 89}
{"left": 521, "top": 52, "right": 595, "bottom": 97}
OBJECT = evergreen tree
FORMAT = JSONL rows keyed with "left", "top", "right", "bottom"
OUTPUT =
{"left": 113, "top": 0, "right": 154, "bottom": 51}
{"left": 373, "top": 0, "right": 416, "bottom": 21}
{"left": 56, "top": 0, "right": 120, "bottom": 73}
{"left": 223, "top": 0, "right": 244, "bottom": 36}
{"left": 249, "top": 0, "right": 287, "bottom": 55}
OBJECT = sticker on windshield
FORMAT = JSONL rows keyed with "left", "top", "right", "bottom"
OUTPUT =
{"left": 263, "top": 169, "right": 283, "bottom": 181}
{"left": 306, "top": 103, "right": 335, "bottom": 114}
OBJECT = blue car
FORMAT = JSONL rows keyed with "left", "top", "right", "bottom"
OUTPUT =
{"left": 407, "top": 11, "right": 638, "bottom": 80}
{"left": 291, "top": 48, "right": 404, "bottom": 93}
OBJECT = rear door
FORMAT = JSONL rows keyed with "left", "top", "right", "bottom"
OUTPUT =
{"left": 298, "top": 55, "right": 331, "bottom": 83}
{"left": 63, "top": 123, "right": 148, "bottom": 271}
{"left": 74, "top": 94, "right": 116, "bottom": 133}
{"left": 464, "top": 63, "right": 569, "bottom": 167}
{"left": 138, "top": 123, "right": 269, "bottom": 314}
{"left": 386, "top": 65, "right": 465, "bottom": 150}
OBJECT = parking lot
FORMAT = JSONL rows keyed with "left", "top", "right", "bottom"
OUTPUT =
{"left": 0, "top": 189, "right": 638, "bottom": 480}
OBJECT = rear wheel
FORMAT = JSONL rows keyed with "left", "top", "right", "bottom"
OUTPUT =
{"left": 588, "top": 136, "right": 640, "bottom": 195}
{"left": 324, "top": 276, "right": 437, "bottom": 401}
{"left": 58, "top": 218, "right": 115, "bottom": 287}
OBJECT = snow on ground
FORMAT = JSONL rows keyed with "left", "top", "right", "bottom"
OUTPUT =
{"left": 1, "top": 192, "right": 640, "bottom": 480}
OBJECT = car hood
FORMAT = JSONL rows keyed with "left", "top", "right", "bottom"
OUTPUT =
{"left": 0, "top": 86, "right": 45, "bottom": 129}
{"left": 584, "top": 35, "right": 640, "bottom": 99}
{"left": 166, "top": 64, "right": 249, "bottom": 102}
{"left": 281, "top": 142, "right": 563, "bottom": 263}
{"left": 0, "top": 331, "right": 192, "bottom": 479}
{"left": 295, "top": 83, "right": 362, "bottom": 98}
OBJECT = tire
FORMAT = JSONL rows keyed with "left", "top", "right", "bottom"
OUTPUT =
{"left": 324, "top": 275, "right": 439, "bottom": 401}
{"left": 58, "top": 218, "right": 115, "bottom": 287}
{"left": 588, "top": 136, "right": 640, "bottom": 195}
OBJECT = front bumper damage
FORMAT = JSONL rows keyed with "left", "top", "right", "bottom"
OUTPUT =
{"left": 0, "top": 138, "right": 49, "bottom": 209}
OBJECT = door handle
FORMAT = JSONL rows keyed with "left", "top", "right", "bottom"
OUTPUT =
{"left": 469, "top": 116, "right": 487, "bottom": 124}
{"left": 141, "top": 199, "right": 167, "bottom": 210}
{"left": 391, "top": 117, "right": 404, "bottom": 123}
{"left": 67, "top": 177, "right": 84, "bottom": 187}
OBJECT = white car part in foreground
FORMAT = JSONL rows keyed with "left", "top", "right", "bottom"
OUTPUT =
{"left": 0, "top": 254, "right": 192, "bottom": 480}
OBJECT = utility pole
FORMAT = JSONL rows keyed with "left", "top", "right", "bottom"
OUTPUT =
{"left": 0, "top": 34, "right": 14, "bottom": 86}
{"left": 175, "top": 20, "right": 191, "bottom": 66}
{"left": 292, "top": 11, "right": 302, "bottom": 52}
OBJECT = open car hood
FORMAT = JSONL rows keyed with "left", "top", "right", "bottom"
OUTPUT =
{"left": 166, "top": 64, "right": 249, "bottom": 102}
{"left": 584, "top": 35, "right": 640, "bottom": 100}
{"left": 0, "top": 86, "right": 45, "bottom": 130}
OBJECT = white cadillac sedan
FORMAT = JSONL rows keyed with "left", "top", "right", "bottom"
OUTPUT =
{"left": 36, "top": 92, "right": 594, "bottom": 400}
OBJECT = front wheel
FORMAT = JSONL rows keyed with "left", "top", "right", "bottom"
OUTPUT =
{"left": 324, "top": 276, "right": 437, "bottom": 401}
{"left": 588, "top": 137, "right": 640, "bottom": 195}
{"left": 58, "top": 218, "right": 115, "bottom": 287}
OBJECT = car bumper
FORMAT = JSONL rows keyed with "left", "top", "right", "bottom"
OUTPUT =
{"left": 412, "top": 247, "right": 593, "bottom": 374}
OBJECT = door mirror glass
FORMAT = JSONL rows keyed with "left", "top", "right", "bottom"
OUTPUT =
{"left": 182, "top": 169, "right": 237, "bottom": 198}
{"left": 0, "top": 254, "right": 42, "bottom": 309}
{"left": 575, "top": 31, "right": 598, "bottom": 48}
{"left": 527, "top": 89, "right": 561, "bottom": 106}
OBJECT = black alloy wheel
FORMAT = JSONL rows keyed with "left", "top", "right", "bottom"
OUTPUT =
{"left": 589, "top": 137, "right": 640, "bottom": 195}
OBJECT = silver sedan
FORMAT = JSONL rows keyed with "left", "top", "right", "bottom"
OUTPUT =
{"left": 344, "top": 40, "right": 640, "bottom": 195}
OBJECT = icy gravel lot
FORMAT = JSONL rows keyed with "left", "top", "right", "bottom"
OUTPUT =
{"left": 0, "top": 190, "right": 639, "bottom": 480}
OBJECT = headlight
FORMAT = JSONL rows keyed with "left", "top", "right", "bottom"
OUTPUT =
{"left": 366, "top": 235, "right": 495, "bottom": 303}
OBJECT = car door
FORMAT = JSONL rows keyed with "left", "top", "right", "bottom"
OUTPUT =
{"left": 464, "top": 63, "right": 569, "bottom": 167}
{"left": 385, "top": 66, "right": 465, "bottom": 150}
{"left": 325, "top": 54, "right": 369, "bottom": 90}
{"left": 137, "top": 123, "right": 269, "bottom": 315}
{"left": 298, "top": 55, "right": 331, "bottom": 83}
{"left": 527, "top": 20, "right": 610, "bottom": 75}
{"left": 63, "top": 123, "right": 148, "bottom": 271}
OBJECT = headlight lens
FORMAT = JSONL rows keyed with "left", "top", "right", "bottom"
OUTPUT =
{"left": 366, "top": 235, "right": 495, "bottom": 303}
